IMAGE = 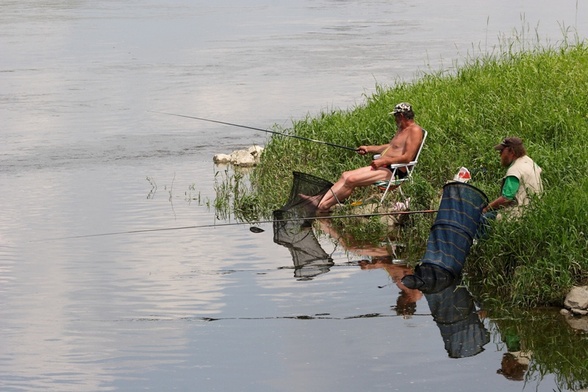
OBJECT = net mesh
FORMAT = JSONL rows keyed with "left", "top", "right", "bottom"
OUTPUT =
{"left": 273, "top": 172, "right": 335, "bottom": 279}
{"left": 275, "top": 171, "right": 334, "bottom": 217}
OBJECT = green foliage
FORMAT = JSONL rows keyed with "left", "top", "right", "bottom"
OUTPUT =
{"left": 250, "top": 39, "right": 588, "bottom": 307}
{"left": 469, "top": 178, "right": 588, "bottom": 307}
{"left": 325, "top": 214, "right": 389, "bottom": 246}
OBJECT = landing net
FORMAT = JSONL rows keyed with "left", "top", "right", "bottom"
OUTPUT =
{"left": 273, "top": 172, "right": 335, "bottom": 279}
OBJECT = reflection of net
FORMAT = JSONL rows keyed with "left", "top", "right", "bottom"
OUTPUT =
{"left": 425, "top": 278, "right": 490, "bottom": 358}
{"left": 420, "top": 182, "right": 488, "bottom": 277}
{"left": 273, "top": 210, "right": 334, "bottom": 280}
{"left": 273, "top": 172, "right": 334, "bottom": 280}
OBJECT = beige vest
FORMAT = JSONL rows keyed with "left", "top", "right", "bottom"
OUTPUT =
{"left": 501, "top": 155, "right": 543, "bottom": 218}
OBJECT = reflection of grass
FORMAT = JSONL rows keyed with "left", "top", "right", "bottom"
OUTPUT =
{"left": 213, "top": 168, "right": 263, "bottom": 223}
{"left": 324, "top": 213, "right": 389, "bottom": 246}
{"left": 145, "top": 176, "right": 157, "bottom": 199}
{"left": 145, "top": 176, "right": 209, "bottom": 207}
{"left": 486, "top": 308, "right": 588, "bottom": 391}
{"left": 185, "top": 183, "right": 204, "bottom": 205}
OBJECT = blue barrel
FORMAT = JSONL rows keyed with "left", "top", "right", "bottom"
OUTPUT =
{"left": 420, "top": 182, "right": 488, "bottom": 277}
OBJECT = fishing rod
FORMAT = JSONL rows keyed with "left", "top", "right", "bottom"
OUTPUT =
{"left": 37, "top": 209, "right": 438, "bottom": 241}
{"left": 151, "top": 111, "right": 359, "bottom": 152}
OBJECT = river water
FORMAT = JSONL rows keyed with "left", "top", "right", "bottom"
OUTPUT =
{"left": 1, "top": 1, "right": 587, "bottom": 391}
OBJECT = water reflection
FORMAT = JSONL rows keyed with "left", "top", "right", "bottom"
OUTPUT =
{"left": 497, "top": 350, "right": 532, "bottom": 381}
{"left": 273, "top": 217, "right": 334, "bottom": 280}
{"left": 423, "top": 277, "right": 490, "bottom": 358}
{"left": 486, "top": 309, "right": 588, "bottom": 390}
{"left": 314, "top": 216, "right": 422, "bottom": 314}
{"left": 358, "top": 258, "right": 423, "bottom": 318}
{"left": 272, "top": 171, "right": 336, "bottom": 280}
{"left": 315, "top": 228, "right": 488, "bottom": 360}
{"left": 319, "top": 217, "right": 489, "bottom": 358}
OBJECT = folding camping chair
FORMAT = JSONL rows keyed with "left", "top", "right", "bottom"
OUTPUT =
{"left": 374, "top": 129, "right": 428, "bottom": 204}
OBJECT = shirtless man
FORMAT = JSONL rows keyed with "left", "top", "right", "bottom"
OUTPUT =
{"left": 315, "top": 102, "right": 424, "bottom": 212}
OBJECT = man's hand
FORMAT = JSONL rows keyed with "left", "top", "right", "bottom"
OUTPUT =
{"left": 356, "top": 146, "right": 369, "bottom": 155}
{"left": 370, "top": 157, "right": 385, "bottom": 170}
{"left": 483, "top": 196, "right": 514, "bottom": 213}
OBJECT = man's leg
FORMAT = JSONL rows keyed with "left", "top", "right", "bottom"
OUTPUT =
{"left": 318, "top": 166, "right": 392, "bottom": 211}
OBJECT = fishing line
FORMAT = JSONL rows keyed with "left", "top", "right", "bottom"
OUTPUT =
{"left": 36, "top": 209, "right": 437, "bottom": 242}
{"left": 126, "top": 312, "right": 432, "bottom": 322}
{"left": 150, "top": 111, "right": 359, "bottom": 152}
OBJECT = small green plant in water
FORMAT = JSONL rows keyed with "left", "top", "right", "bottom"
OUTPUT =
{"left": 214, "top": 168, "right": 267, "bottom": 222}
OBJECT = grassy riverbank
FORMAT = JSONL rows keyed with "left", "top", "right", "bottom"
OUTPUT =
{"left": 249, "top": 38, "right": 588, "bottom": 308}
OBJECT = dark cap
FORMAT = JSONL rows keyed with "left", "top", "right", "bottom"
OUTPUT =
{"left": 494, "top": 137, "right": 523, "bottom": 151}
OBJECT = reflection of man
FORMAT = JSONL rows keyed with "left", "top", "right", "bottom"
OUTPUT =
{"left": 359, "top": 258, "right": 423, "bottom": 317}
{"left": 316, "top": 217, "right": 422, "bottom": 315}
{"left": 496, "top": 328, "right": 532, "bottom": 381}
{"left": 497, "top": 351, "right": 531, "bottom": 381}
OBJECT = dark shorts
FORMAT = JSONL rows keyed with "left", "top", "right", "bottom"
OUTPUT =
{"left": 387, "top": 166, "right": 408, "bottom": 179}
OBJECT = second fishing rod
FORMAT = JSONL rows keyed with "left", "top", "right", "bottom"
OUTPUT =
{"left": 151, "top": 111, "right": 359, "bottom": 152}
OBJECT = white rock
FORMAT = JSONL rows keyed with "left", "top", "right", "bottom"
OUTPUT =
{"left": 564, "top": 286, "right": 588, "bottom": 311}
{"left": 214, "top": 146, "right": 264, "bottom": 167}
{"left": 562, "top": 309, "right": 588, "bottom": 332}
{"left": 231, "top": 149, "right": 257, "bottom": 167}
{"left": 213, "top": 153, "right": 232, "bottom": 164}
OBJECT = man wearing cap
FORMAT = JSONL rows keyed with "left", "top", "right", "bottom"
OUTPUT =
{"left": 482, "top": 137, "right": 543, "bottom": 219}
{"left": 310, "top": 102, "right": 424, "bottom": 212}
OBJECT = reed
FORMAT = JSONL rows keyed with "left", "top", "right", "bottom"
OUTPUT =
{"left": 213, "top": 168, "right": 263, "bottom": 223}
{"left": 247, "top": 35, "right": 588, "bottom": 307}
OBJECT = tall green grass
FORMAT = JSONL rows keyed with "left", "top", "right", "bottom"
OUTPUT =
{"left": 249, "top": 37, "right": 588, "bottom": 307}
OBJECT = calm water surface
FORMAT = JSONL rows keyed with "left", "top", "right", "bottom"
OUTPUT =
{"left": 1, "top": 1, "right": 587, "bottom": 391}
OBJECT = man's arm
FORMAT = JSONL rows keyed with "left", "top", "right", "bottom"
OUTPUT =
{"left": 482, "top": 176, "right": 519, "bottom": 213}
{"left": 483, "top": 196, "right": 513, "bottom": 213}
{"left": 357, "top": 143, "right": 392, "bottom": 155}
